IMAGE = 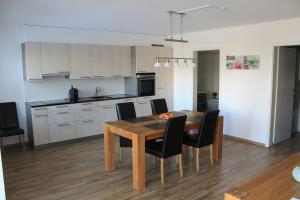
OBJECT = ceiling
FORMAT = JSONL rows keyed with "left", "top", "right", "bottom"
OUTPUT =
{"left": 1, "top": 0, "right": 300, "bottom": 35}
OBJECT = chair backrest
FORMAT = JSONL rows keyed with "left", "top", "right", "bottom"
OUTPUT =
{"left": 161, "top": 115, "right": 187, "bottom": 158}
{"left": 197, "top": 110, "right": 220, "bottom": 147}
{"left": 0, "top": 102, "right": 19, "bottom": 130}
{"left": 150, "top": 98, "right": 168, "bottom": 115}
{"left": 116, "top": 102, "right": 136, "bottom": 120}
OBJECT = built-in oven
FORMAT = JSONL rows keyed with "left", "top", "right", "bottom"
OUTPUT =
{"left": 137, "top": 73, "right": 155, "bottom": 97}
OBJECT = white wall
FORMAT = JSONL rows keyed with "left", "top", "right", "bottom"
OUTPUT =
{"left": 0, "top": 24, "right": 166, "bottom": 144}
{"left": 173, "top": 17, "right": 300, "bottom": 147}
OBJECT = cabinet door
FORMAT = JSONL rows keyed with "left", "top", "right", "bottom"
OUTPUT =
{"left": 23, "top": 43, "right": 42, "bottom": 81}
{"left": 136, "top": 101, "right": 152, "bottom": 117}
{"left": 120, "top": 46, "right": 131, "bottom": 77}
{"left": 77, "top": 119, "right": 98, "bottom": 137}
{"left": 91, "top": 45, "right": 112, "bottom": 77}
{"left": 111, "top": 46, "right": 124, "bottom": 77}
{"left": 70, "top": 44, "right": 92, "bottom": 79}
{"left": 41, "top": 43, "right": 70, "bottom": 74}
{"left": 135, "top": 46, "right": 156, "bottom": 73}
{"left": 49, "top": 122, "right": 77, "bottom": 142}
{"left": 32, "top": 114, "right": 49, "bottom": 145}
{"left": 100, "top": 105, "right": 117, "bottom": 132}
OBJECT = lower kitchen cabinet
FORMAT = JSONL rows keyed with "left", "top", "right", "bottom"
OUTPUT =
{"left": 136, "top": 96, "right": 155, "bottom": 117}
{"left": 32, "top": 113, "right": 49, "bottom": 145}
{"left": 77, "top": 119, "right": 98, "bottom": 138}
{"left": 49, "top": 122, "right": 77, "bottom": 143}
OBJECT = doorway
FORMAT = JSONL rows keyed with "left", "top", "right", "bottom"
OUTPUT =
{"left": 271, "top": 46, "right": 300, "bottom": 145}
{"left": 196, "top": 50, "right": 220, "bottom": 112}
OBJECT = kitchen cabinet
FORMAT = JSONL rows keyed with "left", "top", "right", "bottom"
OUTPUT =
{"left": 111, "top": 46, "right": 131, "bottom": 77}
{"left": 22, "top": 42, "right": 43, "bottom": 81}
{"left": 70, "top": 44, "right": 92, "bottom": 79}
{"left": 136, "top": 96, "right": 155, "bottom": 117}
{"left": 32, "top": 113, "right": 49, "bottom": 145}
{"left": 49, "top": 122, "right": 77, "bottom": 143}
{"left": 41, "top": 43, "right": 70, "bottom": 75}
{"left": 155, "top": 47, "right": 174, "bottom": 110}
{"left": 97, "top": 100, "right": 117, "bottom": 133}
{"left": 90, "top": 45, "right": 112, "bottom": 77}
{"left": 28, "top": 97, "right": 145, "bottom": 147}
{"left": 132, "top": 46, "right": 156, "bottom": 73}
{"left": 77, "top": 119, "right": 98, "bottom": 137}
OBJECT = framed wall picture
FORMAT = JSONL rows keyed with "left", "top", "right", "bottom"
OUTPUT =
{"left": 226, "top": 55, "right": 260, "bottom": 70}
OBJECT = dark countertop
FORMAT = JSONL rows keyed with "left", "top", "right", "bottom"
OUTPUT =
{"left": 26, "top": 94, "right": 137, "bottom": 108}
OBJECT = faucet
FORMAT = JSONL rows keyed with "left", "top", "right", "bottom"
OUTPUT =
{"left": 95, "top": 87, "right": 102, "bottom": 96}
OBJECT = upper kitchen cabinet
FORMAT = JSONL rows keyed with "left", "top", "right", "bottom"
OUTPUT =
{"left": 91, "top": 45, "right": 112, "bottom": 77}
{"left": 22, "top": 42, "right": 42, "bottom": 81}
{"left": 70, "top": 44, "right": 92, "bottom": 79}
{"left": 132, "top": 46, "right": 156, "bottom": 73}
{"left": 41, "top": 43, "right": 70, "bottom": 75}
{"left": 111, "top": 46, "right": 131, "bottom": 77}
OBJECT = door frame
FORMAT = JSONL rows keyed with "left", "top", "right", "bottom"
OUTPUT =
{"left": 269, "top": 44, "right": 299, "bottom": 147}
{"left": 192, "top": 48, "right": 222, "bottom": 112}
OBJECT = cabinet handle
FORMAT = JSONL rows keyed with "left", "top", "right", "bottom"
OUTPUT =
{"left": 58, "top": 71, "right": 70, "bottom": 73}
{"left": 82, "top": 109, "right": 93, "bottom": 112}
{"left": 157, "top": 87, "right": 164, "bottom": 89}
{"left": 57, "top": 105, "right": 69, "bottom": 108}
{"left": 81, "top": 103, "right": 92, "bottom": 106}
{"left": 82, "top": 120, "right": 93, "bottom": 123}
{"left": 34, "top": 108, "right": 47, "bottom": 111}
{"left": 29, "top": 78, "right": 42, "bottom": 81}
{"left": 103, "top": 106, "right": 113, "bottom": 109}
{"left": 57, "top": 123, "right": 71, "bottom": 127}
{"left": 34, "top": 114, "right": 48, "bottom": 118}
{"left": 113, "top": 75, "right": 122, "bottom": 77}
{"left": 80, "top": 76, "right": 91, "bottom": 79}
{"left": 138, "top": 101, "right": 148, "bottom": 104}
{"left": 94, "top": 76, "right": 104, "bottom": 78}
{"left": 57, "top": 111, "right": 70, "bottom": 115}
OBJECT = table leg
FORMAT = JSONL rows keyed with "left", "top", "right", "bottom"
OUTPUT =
{"left": 104, "top": 124, "right": 115, "bottom": 171}
{"left": 132, "top": 134, "right": 146, "bottom": 190}
{"left": 213, "top": 116, "right": 223, "bottom": 161}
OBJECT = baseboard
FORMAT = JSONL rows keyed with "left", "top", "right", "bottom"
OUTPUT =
{"left": 224, "top": 134, "right": 265, "bottom": 147}
{"left": 34, "top": 134, "right": 104, "bottom": 150}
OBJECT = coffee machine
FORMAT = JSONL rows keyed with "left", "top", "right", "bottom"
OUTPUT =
{"left": 69, "top": 85, "right": 78, "bottom": 102}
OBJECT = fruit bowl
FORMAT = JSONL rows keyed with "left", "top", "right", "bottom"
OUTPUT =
{"left": 159, "top": 112, "right": 175, "bottom": 119}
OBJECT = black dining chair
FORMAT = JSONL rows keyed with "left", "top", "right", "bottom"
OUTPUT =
{"left": 183, "top": 110, "right": 220, "bottom": 172}
{"left": 0, "top": 102, "right": 25, "bottom": 151}
{"left": 116, "top": 102, "right": 136, "bottom": 163}
{"left": 150, "top": 98, "right": 168, "bottom": 115}
{"left": 146, "top": 115, "right": 187, "bottom": 184}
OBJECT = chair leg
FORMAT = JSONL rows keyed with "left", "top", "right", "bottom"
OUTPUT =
{"left": 178, "top": 154, "right": 183, "bottom": 177}
{"left": 21, "top": 134, "right": 26, "bottom": 152}
{"left": 119, "top": 147, "right": 123, "bottom": 163}
{"left": 153, "top": 156, "right": 156, "bottom": 168}
{"left": 160, "top": 159, "right": 165, "bottom": 184}
{"left": 196, "top": 148, "right": 200, "bottom": 172}
{"left": 176, "top": 155, "right": 179, "bottom": 166}
{"left": 193, "top": 147, "right": 196, "bottom": 161}
{"left": 0, "top": 138, "right": 3, "bottom": 151}
{"left": 210, "top": 144, "right": 213, "bottom": 166}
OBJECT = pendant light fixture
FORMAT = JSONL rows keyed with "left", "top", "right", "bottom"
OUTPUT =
{"left": 154, "top": 4, "right": 225, "bottom": 68}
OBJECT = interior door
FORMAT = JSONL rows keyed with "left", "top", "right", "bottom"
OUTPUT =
{"left": 273, "top": 46, "right": 297, "bottom": 144}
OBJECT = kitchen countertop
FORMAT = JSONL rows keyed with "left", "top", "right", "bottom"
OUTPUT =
{"left": 26, "top": 94, "right": 137, "bottom": 108}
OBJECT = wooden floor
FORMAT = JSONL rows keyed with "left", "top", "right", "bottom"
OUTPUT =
{"left": 2, "top": 134, "right": 300, "bottom": 200}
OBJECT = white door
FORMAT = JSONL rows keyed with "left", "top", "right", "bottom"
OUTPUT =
{"left": 272, "top": 46, "right": 297, "bottom": 144}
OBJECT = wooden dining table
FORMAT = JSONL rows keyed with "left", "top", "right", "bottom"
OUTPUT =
{"left": 104, "top": 110, "right": 224, "bottom": 190}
